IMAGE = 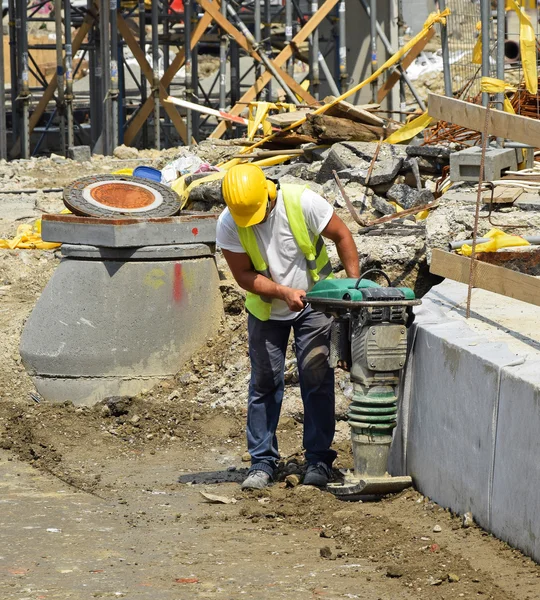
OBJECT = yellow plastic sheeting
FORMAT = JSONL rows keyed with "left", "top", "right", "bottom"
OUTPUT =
{"left": 0, "top": 221, "right": 61, "bottom": 250}
{"left": 236, "top": 9, "right": 451, "bottom": 157}
{"left": 384, "top": 112, "right": 434, "bottom": 144}
{"left": 507, "top": 0, "right": 538, "bottom": 94}
{"left": 458, "top": 228, "right": 530, "bottom": 256}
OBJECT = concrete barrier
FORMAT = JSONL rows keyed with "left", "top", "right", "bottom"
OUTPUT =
{"left": 391, "top": 280, "right": 540, "bottom": 562}
{"left": 20, "top": 244, "right": 223, "bottom": 405}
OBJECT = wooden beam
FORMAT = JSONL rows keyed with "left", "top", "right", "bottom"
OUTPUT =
{"left": 430, "top": 248, "right": 540, "bottom": 308}
{"left": 377, "top": 28, "right": 435, "bottom": 103}
{"left": 123, "top": 7, "right": 214, "bottom": 145}
{"left": 428, "top": 93, "right": 540, "bottom": 148}
{"left": 117, "top": 16, "right": 189, "bottom": 144}
{"left": 197, "top": 0, "right": 316, "bottom": 105}
{"left": 10, "top": 1, "right": 98, "bottom": 156}
{"left": 210, "top": 0, "right": 340, "bottom": 138}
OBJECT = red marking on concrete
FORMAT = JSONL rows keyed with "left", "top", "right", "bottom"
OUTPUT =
{"left": 173, "top": 263, "right": 183, "bottom": 302}
{"left": 175, "top": 577, "right": 199, "bottom": 584}
{"left": 191, "top": 227, "right": 199, "bottom": 236}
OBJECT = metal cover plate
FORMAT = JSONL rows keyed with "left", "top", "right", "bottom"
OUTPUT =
{"left": 64, "top": 174, "right": 181, "bottom": 218}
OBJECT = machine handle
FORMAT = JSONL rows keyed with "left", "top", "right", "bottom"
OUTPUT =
{"left": 355, "top": 269, "right": 392, "bottom": 289}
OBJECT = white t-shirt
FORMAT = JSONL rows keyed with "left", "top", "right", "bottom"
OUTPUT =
{"left": 216, "top": 187, "right": 333, "bottom": 320}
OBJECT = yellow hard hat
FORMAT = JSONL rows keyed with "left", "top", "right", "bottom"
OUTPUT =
{"left": 222, "top": 164, "right": 276, "bottom": 228}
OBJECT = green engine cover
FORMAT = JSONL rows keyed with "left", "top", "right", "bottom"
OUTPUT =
{"left": 305, "top": 278, "right": 416, "bottom": 302}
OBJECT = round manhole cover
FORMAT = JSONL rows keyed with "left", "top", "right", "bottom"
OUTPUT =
{"left": 64, "top": 175, "right": 181, "bottom": 218}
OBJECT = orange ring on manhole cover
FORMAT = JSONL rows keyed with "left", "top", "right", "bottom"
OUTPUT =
{"left": 90, "top": 183, "right": 156, "bottom": 209}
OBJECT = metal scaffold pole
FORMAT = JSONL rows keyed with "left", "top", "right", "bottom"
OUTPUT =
{"left": 64, "top": 0, "right": 74, "bottom": 150}
{"left": 496, "top": 0, "right": 505, "bottom": 112}
{"left": 99, "top": 0, "right": 112, "bottom": 154}
{"left": 184, "top": 0, "right": 192, "bottom": 143}
{"left": 338, "top": 0, "right": 347, "bottom": 92}
{"left": 254, "top": 0, "right": 262, "bottom": 90}
{"left": 219, "top": 0, "right": 228, "bottom": 110}
{"left": 139, "top": 0, "right": 149, "bottom": 147}
{"left": 285, "top": 0, "right": 293, "bottom": 77}
{"left": 480, "top": 0, "right": 490, "bottom": 107}
{"left": 16, "top": 0, "right": 30, "bottom": 157}
{"left": 8, "top": 0, "right": 17, "bottom": 143}
{"left": 191, "top": 0, "right": 199, "bottom": 142}
{"left": 110, "top": 0, "right": 119, "bottom": 149}
{"left": 0, "top": 3, "right": 6, "bottom": 160}
{"left": 439, "top": 0, "right": 452, "bottom": 97}
{"left": 263, "top": 0, "right": 271, "bottom": 100}
{"left": 151, "top": 0, "right": 160, "bottom": 149}
{"left": 369, "top": 0, "right": 377, "bottom": 102}
{"left": 55, "top": 0, "right": 66, "bottom": 156}
{"left": 309, "top": 0, "right": 319, "bottom": 100}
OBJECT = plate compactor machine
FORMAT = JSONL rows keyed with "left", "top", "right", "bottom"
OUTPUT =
{"left": 305, "top": 271, "right": 421, "bottom": 498}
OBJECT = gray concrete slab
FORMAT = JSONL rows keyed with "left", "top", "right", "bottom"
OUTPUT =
{"left": 41, "top": 214, "right": 218, "bottom": 247}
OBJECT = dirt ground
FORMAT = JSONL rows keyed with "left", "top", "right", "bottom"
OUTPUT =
{"left": 1, "top": 157, "right": 540, "bottom": 599}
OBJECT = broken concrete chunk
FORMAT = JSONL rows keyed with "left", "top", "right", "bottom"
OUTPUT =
{"left": 386, "top": 184, "right": 435, "bottom": 210}
{"left": 406, "top": 145, "right": 452, "bottom": 160}
{"left": 338, "top": 158, "right": 403, "bottom": 187}
{"left": 187, "top": 179, "right": 224, "bottom": 205}
{"left": 371, "top": 195, "right": 396, "bottom": 216}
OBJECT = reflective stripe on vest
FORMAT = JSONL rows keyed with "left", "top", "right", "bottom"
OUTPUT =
{"left": 236, "top": 183, "right": 334, "bottom": 321}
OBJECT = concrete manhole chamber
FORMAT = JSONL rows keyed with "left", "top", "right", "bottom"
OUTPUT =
{"left": 20, "top": 214, "right": 223, "bottom": 405}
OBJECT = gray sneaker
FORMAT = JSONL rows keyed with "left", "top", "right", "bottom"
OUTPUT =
{"left": 241, "top": 470, "right": 271, "bottom": 490}
{"left": 303, "top": 462, "right": 333, "bottom": 487}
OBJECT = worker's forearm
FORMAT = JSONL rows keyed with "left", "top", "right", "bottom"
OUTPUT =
{"left": 336, "top": 236, "right": 360, "bottom": 278}
{"left": 235, "top": 270, "right": 291, "bottom": 301}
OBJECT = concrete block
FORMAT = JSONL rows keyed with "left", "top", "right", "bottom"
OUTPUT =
{"left": 450, "top": 146, "right": 518, "bottom": 182}
{"left": 41, "top": 214, "right": 217, "bottom": 247}
{"left": 67, "top": 146, "right": 92, "bottom": 162}
{"left": 20, "top": 252, "right": 223, "bottom": 405}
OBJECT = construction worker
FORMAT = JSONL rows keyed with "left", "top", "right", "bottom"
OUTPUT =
{"left": 216, "top": 164, "right": 360, "bottom": 490}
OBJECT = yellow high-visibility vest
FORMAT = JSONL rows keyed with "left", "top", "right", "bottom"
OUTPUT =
{"left": 237, "top": 183, "right": 334, "bottom": 321}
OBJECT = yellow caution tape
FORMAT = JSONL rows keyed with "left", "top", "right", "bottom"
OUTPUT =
{"left": 232, "top": 8, "right": 451, "bottom": 158}
{"left": 112, "top": 168, "right": 134, "bottom": 175}
{"left": 480, "top": 77, "right": 516, "bottom": 94}
{"left": 458, "top": 228, "right": 530, "bottom": 256}
{"left": 384, "top": 112, "right": 434, "bottom": 144}
{"left": 0, "top": 221, "right": 61, "bottom": 250}
{"left": 507, "top": 0, "right": 538, "bottom": 94}
{"left": 472, "top": 21, "right": 482, "bottom": 65}
{"left": 247, "top": 102, "right": 274, "bottom": 140}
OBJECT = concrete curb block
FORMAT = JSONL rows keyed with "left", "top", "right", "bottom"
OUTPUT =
{"left": 391, "top": 280, "right": 540, "bottom": 562}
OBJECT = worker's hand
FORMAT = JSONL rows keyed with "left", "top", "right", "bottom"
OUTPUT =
{"left": 281, "top": 287, "right": 307, "bottom": 311}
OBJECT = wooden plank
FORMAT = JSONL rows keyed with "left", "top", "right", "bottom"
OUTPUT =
{"left": 323, "top": 95, "right": 384, "bottom": 126}
{"left": 430, "top": 248, "right": 540, "bottom": 308}
{"left": 123, "top": 7, "right": 214, "bottom": 145}
{"left": 266, "top": 109, "right": 312, "bottom": 127}
{"left": 428, "top": 93, "right": 540, "bottom": 148}
{"left": 377, "top": 28, "right": 435, "bottom": 103}
{"left": 482, "top": 186, "right": 523, "bottom": 204}
{"left": 197, "top": 0, "right": 316, "bottom": 105}
{"left": 210, "top": 0, "right": 340, "bottom": 138}
{"left": 300, "top": 113, "right": 381, "bottom": 142}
